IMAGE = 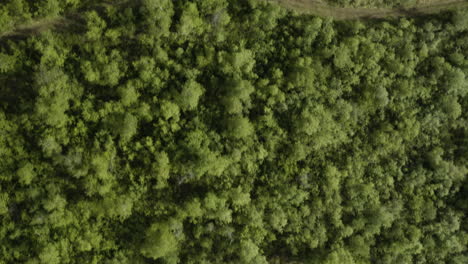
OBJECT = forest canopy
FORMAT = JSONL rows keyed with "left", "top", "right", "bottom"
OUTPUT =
{"left": 0, "top": 0, "right": 467, "bottom": 263}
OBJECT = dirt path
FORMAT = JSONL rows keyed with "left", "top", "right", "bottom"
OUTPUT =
{"left": 0, "top": 18, "right": 73, "bottom": 39}
{"left": 0, "top": 1, "right": 123, "bottom": 40}
{"left": 270, "top": 0, "right": 468, "bottom": 19}
{"left": 1, "top": 0, "right": 467, "bottom": 40}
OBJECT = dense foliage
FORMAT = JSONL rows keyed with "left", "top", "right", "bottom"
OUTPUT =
{"left": 1, "top": 0, "right": 468, "bottom": 263}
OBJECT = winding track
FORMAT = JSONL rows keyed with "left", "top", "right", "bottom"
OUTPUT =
{"left": 270, "top": 0, "right": 468, "bottom": 19}
{"left": 1, "top": 0, "right": 468, "bottom": 40}
{"left": 0, "top": 1, "right": 120, "bottom": 39}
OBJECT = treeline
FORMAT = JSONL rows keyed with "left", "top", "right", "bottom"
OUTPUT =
{"left": 0, "top": 0, "right": 467, "bottom": 263}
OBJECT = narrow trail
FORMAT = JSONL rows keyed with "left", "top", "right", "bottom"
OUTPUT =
{"left": 1, "top": 0, "right": 467, "bottom": 41}
{"left": 270, "top": 0, "right": 468, "bottom": 19}
{"left": 0, "top": 18, "right": 74, "bottom": 39}
{"left": 0, "top": 1, "right": 123, "bottom": 40}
